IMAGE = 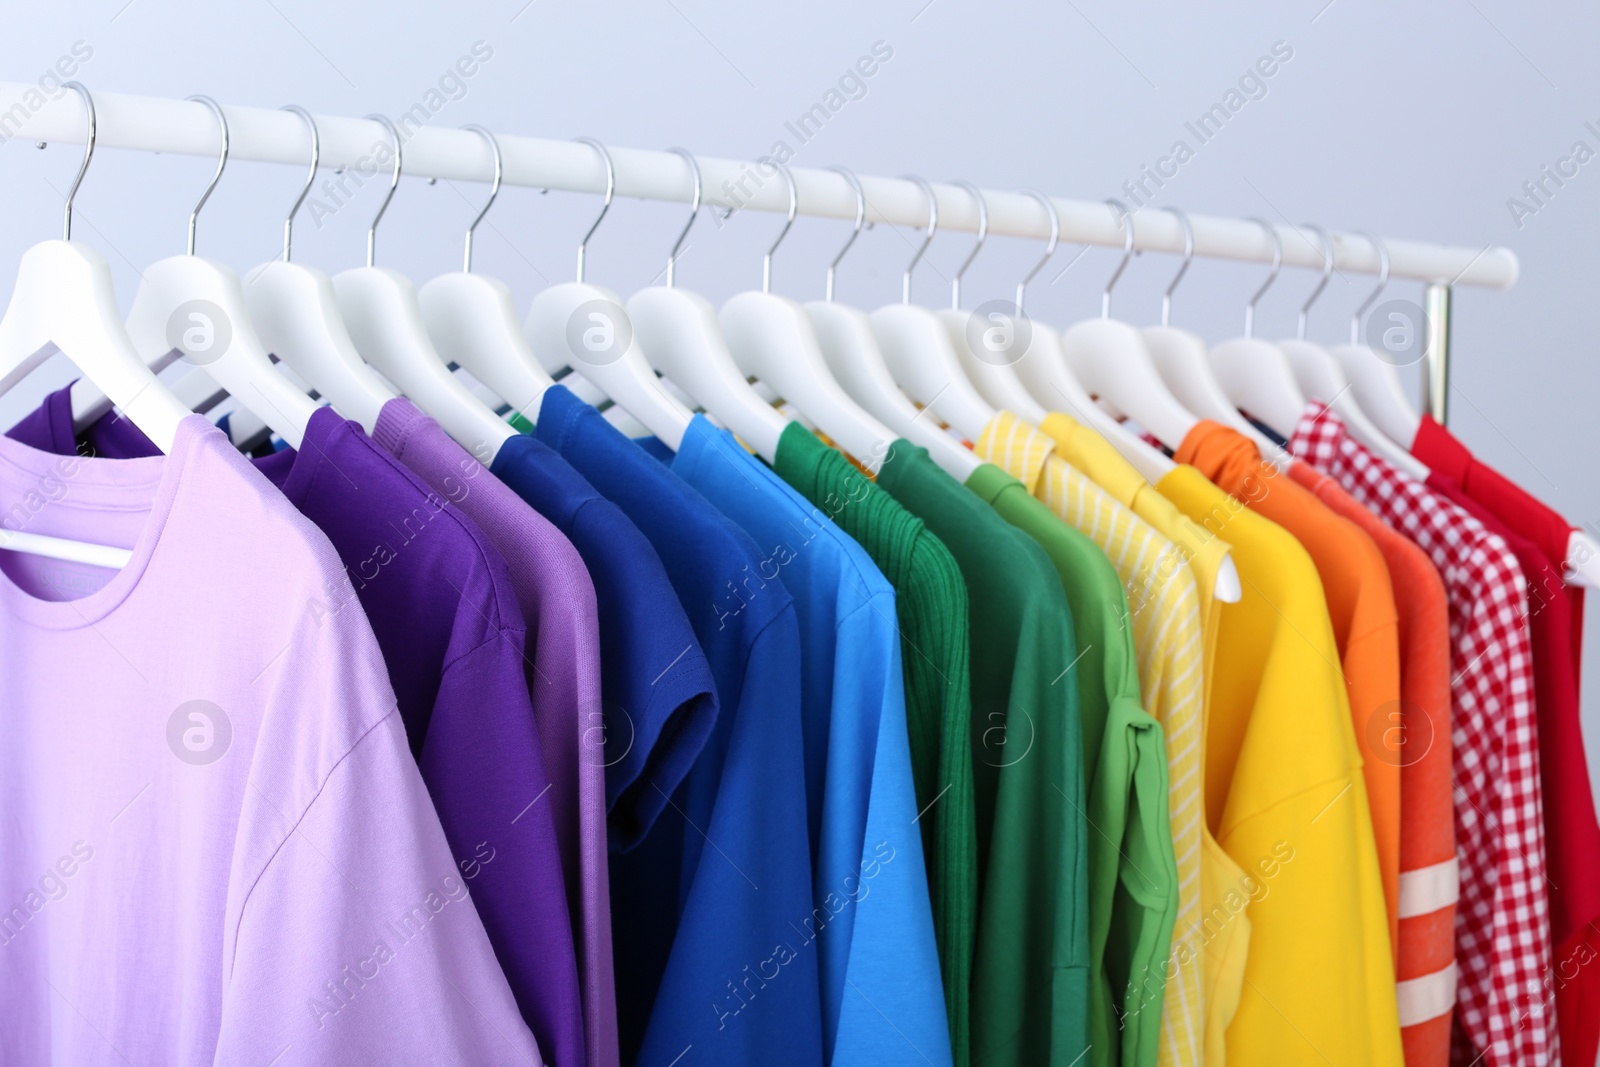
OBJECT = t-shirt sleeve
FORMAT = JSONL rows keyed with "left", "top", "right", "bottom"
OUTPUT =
{"left": 424, "top": 632, "right": 585, "bottom": 1067}
{"left": 632, "top": 610, "right": 823, "bottom": 1065}
{"left": 215, "top": 707, "right": 542, "bottom": 1065}
{"left": 830, "top": 596, "right": 955, "bottom": 1066}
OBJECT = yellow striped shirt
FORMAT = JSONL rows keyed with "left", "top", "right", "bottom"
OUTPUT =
{"left": 976, "top": 411, "right": 1206, "bottom": 1067}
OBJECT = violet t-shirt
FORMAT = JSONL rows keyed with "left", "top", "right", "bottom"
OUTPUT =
{"left": 487, "top": 431, "right": 718, "bottom": 851}
{"left": 0, "top": 414, "right": 542, "bottom": 1064}
{"left": 535, "top": 385, "right": 823, "bottom": 1067}
{"left": 9, "top": 391, "right": 587, "bottom": 1067}
{"left": 371, "top": 398, "right": 609, "bottom": 1067}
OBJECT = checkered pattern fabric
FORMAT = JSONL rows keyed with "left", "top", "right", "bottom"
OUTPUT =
{"left": 1290, "top": 403, "right": 1553, "bottom": 1067}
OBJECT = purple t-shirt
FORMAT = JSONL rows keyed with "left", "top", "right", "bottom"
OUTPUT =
{"left": 371, "top": 398, "right": 610, "bottom": 1067}
{"left": 0, "top": 413, "right": 542, "bottom": 1063}
{"left": 9, "top": 392, "right": 588, "bottom": 1067}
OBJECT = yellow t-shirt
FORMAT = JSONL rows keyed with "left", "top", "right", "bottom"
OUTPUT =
{"left": 1037, "top": 412, "right": 1235, "bottom": 1067}
{"left": 976, "top": 412, "right": 1205, "bottom": 1067}
{"left": 1155, "top": 465, "right": 1403, "bottom": 1067}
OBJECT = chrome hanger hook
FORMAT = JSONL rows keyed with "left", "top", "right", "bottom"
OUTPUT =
{"left": 460, "top": 124, "right": 503, "bottom": 274}
{"left": 901, "top": 175, "right": 938, "bottom": 305}
{"left": 824, "top": 165, "right": 865, "bottom": 303}
{"left": 280, "top": 105, "right": 319, "bottom": 263}
{"left": 762, "top": 162, "right": 799, "bottom": 294}
{"left": 1016, "top": 189, "right": 1059, "bottom": 316}
{"left": 1160, "top": 206, "right": 1194, "bottom": 327}
{"left": 60, "top": 81, "right": 96, "bottom": 241}
{"left": 949, "top": 181, "right": 987, "bottom": 310}
{"left": 1350, "top": 231, "right": 1389, "bottom": 345}
{"left": 1297, "top": 223, "right": 1334, "bottom": 341}
{"left": 1243, "top": 217, "right": 1282, "bottom": 339}
{"left": 1102, "top": 198, "right": 1135, "bottom": 319}
{"left": 363, "top": 113, "right": 403, "bottom": 268}
{"left": 664, "top": 147, "right": 702, "bottom": 289}
{"left": 573, "top": 136, "right": 615, "bottom": 284}
{"left": 185, "top": 95, "right": 229, "bottom": 256}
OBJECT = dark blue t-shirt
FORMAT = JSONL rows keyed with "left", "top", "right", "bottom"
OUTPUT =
{"left": 489, "top": 431, "right": 717, "bottom": 849}
{"left": 535, "top": 385, "right": 823, "bottom": 1067}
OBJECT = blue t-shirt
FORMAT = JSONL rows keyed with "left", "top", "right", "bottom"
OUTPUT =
{"left": 489, "top": 432, "right": 718, "bottom": 850}
{"left": 535, "top": 386, "right": 823, "bottom": 1067}
{"left": 639, "top": 416, "right": 953, "bottom": 1066}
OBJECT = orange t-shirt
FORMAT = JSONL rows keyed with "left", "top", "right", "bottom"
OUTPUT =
{"left": 1176, "top": 422, "right": 1403, "bottom": 957}
{"left": 1290, "top": 462, "right": 1455, "bottom": 1066}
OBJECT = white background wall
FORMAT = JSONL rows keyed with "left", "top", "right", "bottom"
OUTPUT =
{"left": 1, "top": 1, "right": 1597, "bottom": 818}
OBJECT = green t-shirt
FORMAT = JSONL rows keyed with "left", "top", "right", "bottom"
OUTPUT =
{"left": 876, "top": 443, "right": 1090, "bottom": 1067}
{"left": 771, "top": 423, "right": 977, "bottom": 1067}
{"left": 967, "top": 462, "right": 1178, "bottom": 1067}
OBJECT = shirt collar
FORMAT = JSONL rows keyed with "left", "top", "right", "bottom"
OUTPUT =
{"left": 1411, "top": 413, "right": 1471, "bottom": 486}
{"left": 974, "top": 410, "right": 1056, "bottom": 494}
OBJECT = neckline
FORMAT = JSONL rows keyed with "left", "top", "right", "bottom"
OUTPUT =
{"left": 0, "top": 413, "right": 206, "bottom": 629}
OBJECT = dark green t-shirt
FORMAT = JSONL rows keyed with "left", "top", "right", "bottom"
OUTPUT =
{"left": 967, "top": 462, "right": 1176, "bottom": 1067}
{"left": 772, "top": 423, "right": 977, "bottom": 1067}
{"left": 876, "top": 442, "right": 1090, "bottom": 1067}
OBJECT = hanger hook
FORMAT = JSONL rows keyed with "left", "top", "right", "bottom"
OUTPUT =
{"left": 949, "top": 181, "right": 988, "bottom": 310}
{"left": 60, "top": 81, "right": 96, "bottom": 242}
{"left": 1160, "top": 206, "right": 1194, "bottom": 327}
{"left": 573, "top": 137, "right": 616, "bottom": 284}
{"left": 664, "top": 147, "right": 702, "bottom": 289}
{"left": 279, "top": 105, "right": 319, "bottom": 263}
{"left": 1102, "top": 198, "right": 1135, "bottom": 319}
{"left": 762, "top": 162, "right": 799, "bottom": 294}
{"left": 184, "top": 95, "right": 229, "bottom": 256}
{"left": 362, "top": 113, "right": 403, "bottom": 268}
{"left": 1016, "top": 189, "right": 1059, "bottom": 316}
{"left": 459, "top": 124, "right": 503, "bottom": 274}
{"left": 1350, "top": 231, "right": 1389, "bottom": 345}
{"left": 824, "top": 165, "right": 865, "bottom": 303}
{"left": 1243, "top": 217, "right": 1282, "bottom": 339}
{"left": 1297, "top": 223, "right": 1334, "bottom": 340}
{"left": 901, "top": 175, "right": 938, "bottom": 305}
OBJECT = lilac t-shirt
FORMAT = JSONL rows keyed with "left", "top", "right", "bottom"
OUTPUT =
{"left": 372, "top": 398, "right": 612, "bottom": 1067}
{"left": 9, "top": 391, "right": 586, "bottom": 1067}
{"left": 0, "top": 414, "right": 541, "bottom": 1064}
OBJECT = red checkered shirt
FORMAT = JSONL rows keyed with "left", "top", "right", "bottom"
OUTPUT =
{"left": 1289, "top": 403, "right": 1554, "bottom": 1067}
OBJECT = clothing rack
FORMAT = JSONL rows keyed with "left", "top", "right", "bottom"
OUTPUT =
{"left": 0, "top": 82, "right": 1514, "bottom": 426}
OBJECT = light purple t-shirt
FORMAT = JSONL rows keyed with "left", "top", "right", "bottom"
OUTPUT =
{"left": 0, "top": 414, "right": 541, "bottom": 1065}
{"left": 372, "top": 398, "right": 614, "bottom": 1067}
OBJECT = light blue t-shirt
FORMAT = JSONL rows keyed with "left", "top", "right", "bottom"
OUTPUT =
{"left": 641, "top": 416, "right": 953, "bottom": 1067}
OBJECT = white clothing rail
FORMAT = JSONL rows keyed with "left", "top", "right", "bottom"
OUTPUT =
{"left": 0, "top": 83, "right": 1517, "bottom": 291}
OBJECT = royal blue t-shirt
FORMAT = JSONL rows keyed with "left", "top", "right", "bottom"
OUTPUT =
{"left": 489, "top": 431, "right": 718, "bottom": 850}
{"left": 535, "top": 386, "right": 822, "bottom": 1067}
{"left": 639, "top": 416, "right": 953, "bottom": 1066}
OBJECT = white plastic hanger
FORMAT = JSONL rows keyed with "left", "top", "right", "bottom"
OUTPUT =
{"left": 1204, "top": 218, "right": 1306, "bottom": 444}
{"left": 1005, "top": 197, "right": 1173, "bottom": 483}
{"left": 805, "top": 168, "right": 979, "bottom": 480}
{"left": 942, "top": 183, "right": 1047, "bottom": 423}
{"left": 0, "top": 83, "right": 194, "bottom": 567}
{"left": 523, "top": 137, "right": 691, "bottom": 450}
{"left": 418, "top": 125, "right": 553, "bottom": 427}
{"left": 1141, "top": 207, "right": 1280, "bottom": 455}
{"left": 243, "top": 105, "right": 392, "bottom": 434}
{"left": 1281, "top": 225, "right": 1430, "bottom": 478}
{"left": 720, "top": 162, "right": 896, "bottom": 470}
{"left": 333, "top": 114, "right": 515, "bottom": 461}
{"left": 1329, "top": 232, "right": 1425, "bottom": 449}
{"left": 72, "top": 95, "right": 317, "bottom": 451}
{"left": 1059, "top": 199, "right": 1198, "bottom": 450}
{"left": 866, "top": 177, "right": 995, "bottom": 444}
{"left": 629, "top": 148, "right": 786, "bottom": 462}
